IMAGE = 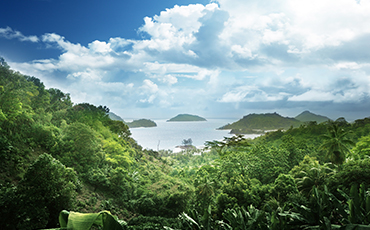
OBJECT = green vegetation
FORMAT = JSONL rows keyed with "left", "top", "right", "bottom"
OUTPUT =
{"left": 167, "top": 114, "right": 207, "bottom": 122}
{"left": 219, "top": 112, "right": 302, "bottom": 134}
{"left": 126, "top": 119, "right": 157, "bottom": 128}
{"left": 1, "top": 57, "right": 370, "bottom": 229}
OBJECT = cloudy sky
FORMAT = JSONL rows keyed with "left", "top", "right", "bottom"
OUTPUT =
{"left": 1, "top": 0, "right": 370, "bottom": 121}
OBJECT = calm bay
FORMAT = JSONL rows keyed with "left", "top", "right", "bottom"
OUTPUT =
{"left": 129, "top": 119, "right": 261, "bottom": 151}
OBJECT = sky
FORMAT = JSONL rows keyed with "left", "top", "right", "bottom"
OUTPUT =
{"left": 1, "top": 0, "right": 370, "bottom": 121}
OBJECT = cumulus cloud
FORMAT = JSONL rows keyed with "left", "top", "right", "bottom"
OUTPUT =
{"left": 141, "top": 79, "right": 159, "bottom": 93}
{"left": 137, "top": 79, "right": 174, "bottom": 107}
{"left": 88, "top": 40, "right": 113, "bottom": 54}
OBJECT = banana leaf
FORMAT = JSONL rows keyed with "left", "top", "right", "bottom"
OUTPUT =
{"left": 42, "top": 210, "right": 127, "bottom": 230}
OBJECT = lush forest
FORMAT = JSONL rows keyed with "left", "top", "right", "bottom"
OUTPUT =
{"left": 1, "top": 57, "right": 370, "bottom": 229}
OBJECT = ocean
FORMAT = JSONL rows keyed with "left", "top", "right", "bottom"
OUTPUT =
{"left": 129, "top": 119, "right": 261, "bottom": 151}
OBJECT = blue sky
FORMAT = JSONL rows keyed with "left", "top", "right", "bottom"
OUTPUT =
{"left": 1, "top": 0, "right": 370, "bottom": 121}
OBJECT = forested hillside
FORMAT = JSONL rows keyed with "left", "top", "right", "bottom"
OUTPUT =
{"left": 1, "top": 57, "right": 370, "bottom": 229}
{"left": 0, "top": 58, "right": 190, "bottom": 229}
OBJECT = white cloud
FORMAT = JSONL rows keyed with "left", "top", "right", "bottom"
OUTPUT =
{"left": 230, "top": 45, "right": 254, "bottom": 59}
{"left": 134, "top": 2, "right": 221, "bottom": 63}
{"left": 143, "top": 62, "right": 201, "bottom": 74}
{"left": 287, "top": 89, "right": 365, "bottom": 103}
{"left": 109, "top": 37, "right": 134, "bottom": 51}
{"left": 333, "top": 62, "right": 362, "bottom": 70}
{"left": 66, "top": 69, "right": 104, "bottom": 81}
{"left": 97, "top": 81, "right": 134, "bottom": 92}
{"left": 219, "top": 90, "right": 249, "bottom": 103}
{"left": 39, "top": 33, "right": 119, "bottom": 72}
{"left": 141, "top": 79, "right": 159, "bottom": 93}
{"left": 139, "top": 3, "right": 217, "bottom": 40}
{"left": 217, "top": 0, "right": 370, "bottom": 61}
{"left": 0, "top": 26, "right": 39, "bottom": 42}
{"left": 42, "top": 33, "right": 87, "bottom": 53}
{"left": 193, "top": 69, "right": 220, "bottom": 80}
{"left": 88, "top": 40, "right": 112, "bottom": 53}
{"left": 288, "top": 90, "right": 335, "bottom": 102}
{"left": 219, "top": 84, "right": 289, "bottom": 103}
{"left": 287, "top": 75, "right": 370, "bottom": 103}
{"left": 142, "top": 62, "right": 220, "bottom": 82}
{"left": 154, "top": 74, "right": 178, "bottom": 85}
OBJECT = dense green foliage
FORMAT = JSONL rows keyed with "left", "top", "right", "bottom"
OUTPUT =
{"left": 126, "top": 119, "right": 157, "bottom": 128}
{"left": 167, "top": 113, "right": 207, "bottom": 122}
{"left": 1, "top": 57, "right": 370, "bottom": 229}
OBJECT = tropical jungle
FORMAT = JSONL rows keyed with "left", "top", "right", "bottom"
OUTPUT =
{"left": 1, "top": 57, "right": 370, "bottom": 229}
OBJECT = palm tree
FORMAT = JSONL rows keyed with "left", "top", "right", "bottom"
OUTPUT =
{"left": 296, "top": 163, "right": 335, "bottom": 196}
{"left": 320, "top": 123, "right": 354, "bottom": 165}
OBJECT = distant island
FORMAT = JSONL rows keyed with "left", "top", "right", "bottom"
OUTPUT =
{"left": 219, "top": 111, "right": 330, "bottom": 134}
{"left": 295, "top": 110, "right": 330, "bottom": 123}
{"left": 108, "top": 112, "right": 156, "bottom": 128}
{"left": 219, "top": 112, "right": 301, "bottom": 134}
{"left": 108, "top": 112, "right": 125, "bottom": 122}
{"left": 167, "top": 114, "right": 207, "bottom": 122}
{"left": 126, "top": 119, "right": 157, "bottom": 128}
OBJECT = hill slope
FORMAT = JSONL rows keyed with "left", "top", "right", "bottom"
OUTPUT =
{"left": 219, "top": 112, "right": 301, "bottom": 134}
{"left": 109, "top": 112, "right": 125, "bottom": 122}
{"left": 0, "top": 58, "right": 192, "bottom": 228}
{"left": 295, "top": 111, "right": 330, "bottom": 123}
{"left": 167, "top": 114, "right": 206, "bottom": 122}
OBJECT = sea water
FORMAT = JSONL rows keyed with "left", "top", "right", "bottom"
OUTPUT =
{"left": 129, "top": 119, "right": 261, "bottom": 151}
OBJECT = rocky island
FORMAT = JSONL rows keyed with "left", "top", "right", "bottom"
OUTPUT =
{"left": 126, "top": 119, "right": 157, "bottom": 128}
{"left": 219, "top": 112, "right": 301, "bottom": 134}
{"left": 167, "top": 114, "right": 207, "bottom": 122}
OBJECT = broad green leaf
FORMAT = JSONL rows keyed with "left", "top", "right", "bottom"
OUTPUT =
{"left": 53, "top": 210, "right": 125, "bottom": 230}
